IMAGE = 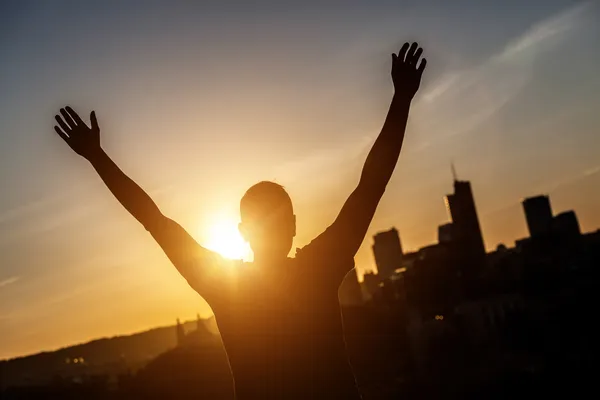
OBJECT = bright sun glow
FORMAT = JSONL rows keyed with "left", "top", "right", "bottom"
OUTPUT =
{"left": 204, "top": 216, "right": 252, "bottom": 261}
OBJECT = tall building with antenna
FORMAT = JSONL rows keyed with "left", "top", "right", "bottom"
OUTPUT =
{"left": 444, "top": 166, "right": 486, "bottom": 292}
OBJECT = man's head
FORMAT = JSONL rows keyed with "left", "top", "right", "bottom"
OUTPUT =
{"left": 238, "top": 181, "right": 296, "bottom": 262}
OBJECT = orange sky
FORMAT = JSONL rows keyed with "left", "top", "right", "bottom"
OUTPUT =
{"left": 1, "top": 0, "right": 600, "bottom": 360}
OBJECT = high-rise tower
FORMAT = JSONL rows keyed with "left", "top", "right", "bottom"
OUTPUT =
{"left": 372, "top": 228, "right": 404, "bottom": 279}
{"left": 522, "top": 195, "right": 553, "bottom": 238}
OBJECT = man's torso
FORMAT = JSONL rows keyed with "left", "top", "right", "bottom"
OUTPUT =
{"left": 212, "top": 257, "right": 361, "bottom": 399}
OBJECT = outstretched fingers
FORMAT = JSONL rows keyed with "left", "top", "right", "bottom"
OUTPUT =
{"left": 410, "top": 47, "right": 423, "bottom": 66}
{"left": 418, "top": 57, "right": 427, "bottom": 74}
{"left": 65, "top": 106, "right": 85, "bottom": 126}
{"left": 391, "top": 40, "right": 427, "bottom": 98}
{"left": 59, "top": 108, "right": 77, "bottom": 129}
{"left": 396, "top": 42, "right": 424, "bottom": 68}
{"left": 406, "top": 42, "right": 418, "bottom": 62}
{"left": 398, "top": 42, "right": 410, "bottom": 62}
{"left": 90, "top": 111, "right": 98, "bottom": 131}
{"left": 54, "top": 125, "right": 70, "bottom": 142}
{"left": 55, "top": 114, "right": 70, "bottom": 133}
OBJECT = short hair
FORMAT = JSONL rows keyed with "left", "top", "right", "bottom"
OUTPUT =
{"left": 240, "top": 181, "right": 293, "bottom": 221}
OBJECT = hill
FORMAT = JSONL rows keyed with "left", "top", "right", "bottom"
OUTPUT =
{"left": 0, "top": 317, "right": 217, "bottom": 388}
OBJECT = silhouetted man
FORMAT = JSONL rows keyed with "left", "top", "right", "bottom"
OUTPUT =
{"left": 53, "top": 42, "right": 426, "bottom": 399}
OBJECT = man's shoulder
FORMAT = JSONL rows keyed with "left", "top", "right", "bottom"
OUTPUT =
{"left": 294, "top": 243, "right": 355, "bottom": 274}
{"left": 294, "top": 229, "right": 354, "bottom": 263}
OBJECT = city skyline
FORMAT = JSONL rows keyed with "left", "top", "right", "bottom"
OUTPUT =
{"left": 2, "top": 173, "right": 596, "bottom": 362}
{"left": 1, "top": 0, "right": 600, "bottom": 360}
{"left": 370, "top": 174, "right": 593, "bottom": 279}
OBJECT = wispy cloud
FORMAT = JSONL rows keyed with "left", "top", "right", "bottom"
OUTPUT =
{"left": 414, "top": 2, "right": 590, "bottom": 146}
{"left": 583, "top": 165, "right": 600, "bottom": 177}
{"left": 0, "top": 196, "right": 61, "bottom": 226}
{"left": 422, "top": 73, "right": 459, "bottom": 103}
{"left": 0, "top": 276, "right": 20, "bottom": 288}
{"left": 0, "top": 181, "right": 175, "bottom": 246}
{"left": 495, "top": 1, "right": 590, "bottom": 62}
{"left": 523, "top": 160, "right": 600, "bottom": 197}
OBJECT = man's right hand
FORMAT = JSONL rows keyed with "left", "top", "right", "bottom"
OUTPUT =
{"left": 54, "top": 106, "right": 101, "bottom": 160}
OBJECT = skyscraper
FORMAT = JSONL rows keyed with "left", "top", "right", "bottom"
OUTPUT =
{"left": 338, "top": 270, "right": 363, "bottom": 306}
{"left": 438, "top": 222, "right": 454, "bottom": 244}
{"left": 552, "top": 210, "right": 581, "bottom": 238}
{"left": 522, "top": 195, "right": 553, "bottom": 238}
{"left": 445, "top": 179, "right": 486, "bottom": 256}
{"left": 372, "top": 228, "right": 404, "bottom": 280}
{"left": 361, "top": 271, "right": 382, "bottom": 301}
{"left": 445, "top": 178, "right": 486, "bottom": 286}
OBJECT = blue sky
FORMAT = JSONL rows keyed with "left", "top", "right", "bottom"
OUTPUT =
{"left": 1, "top": 0, "right": 599, "bottom": 359}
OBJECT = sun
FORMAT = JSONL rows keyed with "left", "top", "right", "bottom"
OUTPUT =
{"left": 204, "top": 216, "right": 252, "bottom": 261}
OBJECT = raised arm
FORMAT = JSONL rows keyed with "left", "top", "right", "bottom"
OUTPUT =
{"left": 304, "top": 42, "right": 426, "bottom": 276}
{"left": 53, "top": 107, "right": 231, "bottom": 305}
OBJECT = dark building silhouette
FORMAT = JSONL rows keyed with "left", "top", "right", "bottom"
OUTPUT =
{"left": 372, "top": 228, "right": 404, "bottom": 280}
{"left": 401, "top": 251, "right": 419, "bottom": 270}
{"left": 404, "top": 243, "right": 461, "bottom": 316}
{"left": 522, "top": 195, "right": 553, "bottom": 237}
{"left": 361, "top": 271, "right": 382, "bottom": 301}
{"left": 438, "top": 222, "right": 454, "bottom": 244}
{"left": 552, "top": 210, "right": 581, "bottom": 238}
{"left": 445, "top": 179, "right": 485, "bottom": 257}
{"left": 445, "top": 179, "right": 486, "bottom": 286}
